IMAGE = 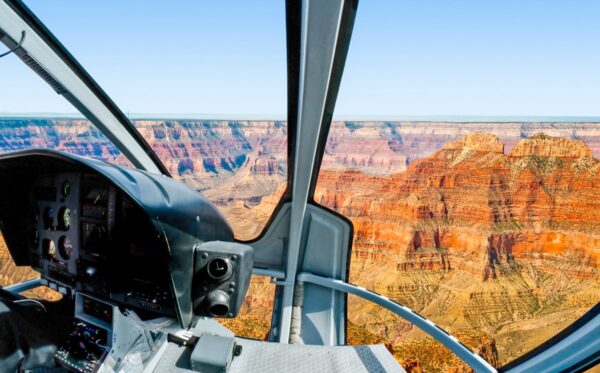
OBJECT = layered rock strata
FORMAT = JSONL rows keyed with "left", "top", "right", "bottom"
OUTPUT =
{"left": 315, "top": 133, "right": 600, "bottom": 370}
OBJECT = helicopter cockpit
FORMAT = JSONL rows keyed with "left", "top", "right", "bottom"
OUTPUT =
{"left": 0, "top": 149, "right": 257, "bottom": 371}
{"left": 1, "top": 0, "right": 599, "bottom": 372}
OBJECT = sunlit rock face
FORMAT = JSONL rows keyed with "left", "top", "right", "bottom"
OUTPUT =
{"left": 317, "top": 132, "right": 600, "bottom": 282}
{"left": 509, "top": 133, "right": 593, "bottom": 158}
{"left": 134, "top": 120, "right": 287, "bottom": 179}
{"left": 132, "top": 121, "right": 289, "bottom": 227}
{"left": 315, "top": 133, "right": 600, "bottom": 370}
{"left": 323, "top": 121, "right": 600, "bottom": 171}
{"left": 0, "top": 119, "right": 130, "bottom": 165}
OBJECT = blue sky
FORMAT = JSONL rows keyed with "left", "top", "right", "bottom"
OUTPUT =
{"left": 1, "top": 1, "right": 599, "bottom": 117}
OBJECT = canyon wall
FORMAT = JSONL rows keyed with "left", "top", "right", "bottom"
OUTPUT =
{"left": 2, "top": 118, "right": 600, "bottom": 240}
{"left": 1, "top": 119, "right": 600, "bottom": 371}
{"left": 315, "top": 133, "right": 600, "bottom": 370}
{"left": 323, "top": 121, "right": 600, "bottom": 175}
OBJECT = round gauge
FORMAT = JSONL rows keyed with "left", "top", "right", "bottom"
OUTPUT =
{"left": 33, "top": 204, "right": 39, "bottom": 223}
{"left": 43, "top": 239, "right": 56, "bottom": 259}
{"left": 43, "top": 207, "right": 54, "bottom": 230}
{"left": 61, "top": 180, "right": 71, "bottom": 197}
{"left": 206, "top": 257, "right": 232, "bottom": 281}
{"left": 58, "top": 236, "right": 73, "bottom": 260}
{"left": 58, "top": 207, "right": 71, "bottom": 230}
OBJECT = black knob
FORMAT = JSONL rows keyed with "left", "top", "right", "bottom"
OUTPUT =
{"left": 205, "top": 290, "right": 230, "bottom": 317}
{"left": 206, "top": 257, "right": 232, "bottom": 282}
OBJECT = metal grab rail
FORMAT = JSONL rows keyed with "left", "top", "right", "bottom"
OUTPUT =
{"left": 297, "top": 272, "right": 497, "bottom": 373}
{"left": 252, "top": 267, "right": 286, "bottom": 280}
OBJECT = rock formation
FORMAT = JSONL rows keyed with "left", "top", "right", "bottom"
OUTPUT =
{"left": 2, "top": 119, "right": 600, "bottom": 239}
{"left": 315, "top": 133, "right": 600, "bottom": 370}
{"left": 1, "top": 118, "right": 600, "bottom": 371}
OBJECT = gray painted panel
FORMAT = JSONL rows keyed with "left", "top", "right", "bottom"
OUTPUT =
{"left": 299, "top": 205, "right": 350, "bottom": 345}
{"left": 250, "top": 202, "right": 291, "bottom": 270}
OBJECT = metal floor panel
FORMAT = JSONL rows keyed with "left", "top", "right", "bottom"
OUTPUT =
{"left": 153, "top": 338, "right": 405, "bottom": 373}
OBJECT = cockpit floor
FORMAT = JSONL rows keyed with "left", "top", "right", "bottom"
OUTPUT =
{"left": 154, "top": 337, "right": 404, "bottom": 373}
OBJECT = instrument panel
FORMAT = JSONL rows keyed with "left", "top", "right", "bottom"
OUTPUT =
{"left": 0, "top": 149, "right": 236, "bottom": 329}
{"left": 30, "top": 172, "right": 176, "bottom": 318}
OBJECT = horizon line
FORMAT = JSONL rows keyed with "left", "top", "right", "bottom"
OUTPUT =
{"left": 1, "top": 113, "right": 600, "bottom": 123}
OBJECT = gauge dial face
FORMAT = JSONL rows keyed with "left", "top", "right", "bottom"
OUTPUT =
{"left": 43, "top": 207, "right": 54, "bottom": 230}
{"left": 58, "top": 207, "right": 71, "bottom": 230}
{"left": 61, "top": 180, "right": 71, "bottom": 197}
{"left": 43, "top": 239, "right": 56, "bottom": 259}
{"left": 58, "top": 236, "right": 73, "bottom": 260}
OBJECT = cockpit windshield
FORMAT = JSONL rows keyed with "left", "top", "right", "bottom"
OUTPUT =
{"left": 316, "top": 1, "right": 600, "bottom": 371}
{"left": 2, "top": 1, "right": 288, "bottom": 240}
{"left": 2, "top": 1, "right": 600, "bottom": 371}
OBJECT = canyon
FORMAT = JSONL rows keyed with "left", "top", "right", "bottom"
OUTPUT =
{"left": 1, "top": 120, "right": 600, "bottom": 231}
{"left": 0, "top": 118, "right": 599, "bottom": 371}
{"left": 315, "top": 132, "right": 600, "bottom": 370}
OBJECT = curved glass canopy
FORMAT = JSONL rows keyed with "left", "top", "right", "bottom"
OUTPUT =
{"left": 1, "top": 0, "right": 599, "bottom": 372}
{"left": 314, "top": 1, "right": 600, "bottom": 371}
{"left": 3, "top": 0, "right": 289, "bottom": 241}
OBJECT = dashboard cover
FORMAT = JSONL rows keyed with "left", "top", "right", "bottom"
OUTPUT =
{"left": 0, "top": 149, "right": 234, "bottom": 327}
